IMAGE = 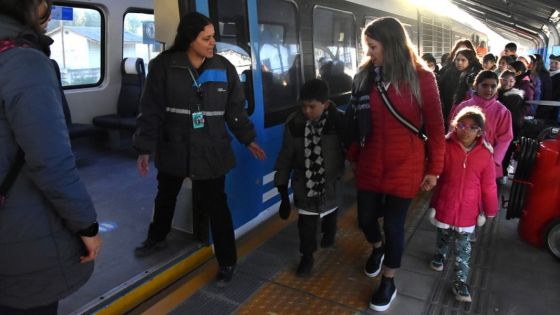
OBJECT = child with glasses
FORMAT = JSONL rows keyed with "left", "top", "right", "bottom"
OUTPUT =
{"left": 429, "top": 106, "right": 499, "bottom": 303}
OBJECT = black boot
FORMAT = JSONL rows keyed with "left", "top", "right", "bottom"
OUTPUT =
{"left": 364, "top": 245, "right": 384, "bottom": 277}
{"left": 369, "top": 276, "right": 397, "bottom": 311}
{"left": 216, "top": 265, "right": 235, "bottom": 288}
{"left": 134, "top": 238, "right": 168, "bottom": 257}
{"left": 296, "top": 254, "right": 314, "bottom": 277}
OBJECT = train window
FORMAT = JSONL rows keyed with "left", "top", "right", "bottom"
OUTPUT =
{"left": 209, "top": 0, "right": 254, "bottom": 119}
{"left": 313, "top": 6, "right": 357, "bottom": 106}
{"left": 420, "top": 15, "right": 452, "bottom": 60}
{"left": 257, "top": 0, "right": 302, "bottom": 127}
{"left": 46, "top": 5, "right": 104, "bottom": 88}
{"left": 123, "top": 12, "right": 162, "bottom": 67}
{"left": 209, "top": 0, "right": 252, "bottom": 75}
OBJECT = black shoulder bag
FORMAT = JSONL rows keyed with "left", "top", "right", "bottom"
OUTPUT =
{"left": 0, "top": 40, "right": 26, "bottom": 206}
{"left": 375, "top": 79, "right": 427, "bottom": 141}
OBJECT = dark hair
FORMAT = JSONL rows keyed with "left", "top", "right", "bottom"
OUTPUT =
{"left": 299, "top": 79, "right": 329, "bottom": 103}
{"left": 449, "top": 39, "right": 475, "bottom": 60}
{"left": 421, "top": 53, "right": 437, "bottom": 64}
{"left": 509, "top": 60, "right": 526, "bottom": 73}
{"left": 500, "top": 70, "right": 516, "bottom": 79}
{"left": 167, "top": 12, "right": 213, "bottom": 53}
{"left": 505, "top": 42, "right": 517, "bottom": 52}
{"left": 0, "top": 0, "right": 42, "bottom": 33}
{"left": 441, "top": 53, "right": 450, "bottom": 65}
{"left": 451, "top": 106, "right": 486, "bottom": 131}
{"left": 483, "top": 53, "right": 496, "bottom": 64}
{"left": 474, "top": 70, "right": 498, "bottom": 87}
{"left": 498, "top": 55, "right": 514, "bottom": 65}
{"left": 455, "top": 49, "right": 482, "bottom": 71}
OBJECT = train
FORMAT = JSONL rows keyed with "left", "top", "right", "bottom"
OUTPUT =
{"left": 44, "top": 0, "right": 493, "bottom": 313}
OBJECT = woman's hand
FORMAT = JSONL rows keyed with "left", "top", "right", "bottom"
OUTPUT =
{"left": 80, "top": 234, "right": 102, "bottom": 264}
{"left": 247, "top": 142, "right": 266, "bottom": 160}
{"left": 420, "top": 174, "right": 438, "bottom": 191}
{"left": 137, "top": 154, "right": 150, "bottom": 176}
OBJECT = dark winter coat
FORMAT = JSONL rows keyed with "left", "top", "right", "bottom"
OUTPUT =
{"left": 274, "top": 105, "right": 345, "bottom": 213}
{"left": 498, "top": 88, "right": 527, "bottom": 135}
{"left": 133, "top": 51, "right": 256, "bottom": 179}
{"left": 0, "top": 15, "right": 96, "bottom": 309}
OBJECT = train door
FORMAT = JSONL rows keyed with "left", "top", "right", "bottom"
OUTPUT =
{"left": 195, "top": 0, "right": 302, "bottom": 236}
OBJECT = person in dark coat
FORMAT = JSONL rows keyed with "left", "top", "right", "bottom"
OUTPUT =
{"left": 274, "top": 79, "right": 345, "bottom": 277}
{"left": 0, "top": 1, "right": 101, "bottom": 314}
{"left": 346, "top": 17, "right": 445, "bottom": 312}
{"left": 437, "top": 40, "right": 476, "bottom": 123}
{"left": 133, "top": 12, "right": 266, "bottom": 287}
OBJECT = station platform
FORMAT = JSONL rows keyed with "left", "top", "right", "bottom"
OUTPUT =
{"left": 131, "top": 185, "right": 560, "bottom": 314}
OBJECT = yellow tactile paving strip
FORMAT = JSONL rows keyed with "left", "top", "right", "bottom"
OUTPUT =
{"left": 236, "top": 191, "right": 431, "bottom": 314}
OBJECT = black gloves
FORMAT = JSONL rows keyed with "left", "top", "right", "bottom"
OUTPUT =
{"left": 277, "top": 185, "right": 291, "bottom": 220}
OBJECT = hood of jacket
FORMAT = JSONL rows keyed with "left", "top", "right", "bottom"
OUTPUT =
{"left": 0, "top": 15, "right": 26, "bottom": 40}
{"left": 503, "top": 88, "right": 525, "bottom": 99}
{"left": 0, "top": 14, "right": 52, "bottom": 55}
{"left": 466, "top": 94, "right": 500, "bottom": 110}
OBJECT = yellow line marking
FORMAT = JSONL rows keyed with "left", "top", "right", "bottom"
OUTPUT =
{"left": 96, "top": 247, "right": 212, "bottom": 315}
{"left": 139, "top": 213, "right": 296, "bottom": 314}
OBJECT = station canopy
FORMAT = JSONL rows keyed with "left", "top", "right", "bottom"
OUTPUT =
{"left": 451, "top": 0, "right": 560, "bottom": 47}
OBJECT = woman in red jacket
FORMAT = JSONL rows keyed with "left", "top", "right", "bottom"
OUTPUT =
{"left": 346, "top": 17, "right": 445, "bottom": 312}
{"left": 429, "top": 106, "right": 498, "bottom": 303}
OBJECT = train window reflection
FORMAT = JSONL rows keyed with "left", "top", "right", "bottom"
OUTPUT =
{"left": 257, "top": 0, "right": 301, "bottom": 128}
{"left": 313, "top": 6, "right": 356, "bottom": 106}
{"left": 122, "top": 12, "right": 162, "bottom": 68}
{"left": 46, "top": 5, "right": 103, "bottom": 87}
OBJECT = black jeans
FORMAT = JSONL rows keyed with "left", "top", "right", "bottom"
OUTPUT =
{"left": 0, "top": 302, "right": 58, "bottom": 315}
{"left": 148, "top": 172, "right": 237, "bottom": 267}
{"left": 298, "top": 209, "right": 338, "bottom": 255}
{"left": 357, "top": 191, "right": 411, "bottom": 269}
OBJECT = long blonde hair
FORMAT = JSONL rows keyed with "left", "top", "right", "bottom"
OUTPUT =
{"left": 361, "top": 17, "right": 426, "bottom": 104}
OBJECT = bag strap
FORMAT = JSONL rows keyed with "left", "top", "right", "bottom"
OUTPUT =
{"left": 376, "top": 80, "right": 427, "bottom": 141}
{"left": 0, "top": 40, "right": 26, "bottom": 206}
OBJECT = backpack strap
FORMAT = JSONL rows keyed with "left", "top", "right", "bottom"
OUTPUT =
{"left": 0, "top": 39, "right": 26, "bottom": 206}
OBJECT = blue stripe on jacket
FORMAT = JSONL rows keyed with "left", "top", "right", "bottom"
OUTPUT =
{"left": 196, "top": 69, "right": 227, "bottom": 86}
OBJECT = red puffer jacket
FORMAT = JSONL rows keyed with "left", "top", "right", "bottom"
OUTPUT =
{"left": 431, "top": 134, "right": 498, "bottom": 227}
{"left": 347, "top": 68, "right": 445, "bottom": 198}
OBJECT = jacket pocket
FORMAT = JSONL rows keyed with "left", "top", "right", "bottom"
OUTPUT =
{"left": 190, "top": 140, "right": 235, "bottom": 179}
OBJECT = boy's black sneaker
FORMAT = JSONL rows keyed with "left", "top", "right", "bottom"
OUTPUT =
{"left": 216, "top": 266, "right": 235, "bottom": 288}
{"left": 134, "top": 238, "right": 167, "bottom": 257}
{"left": 369, "top": 276, "right": 397, "bottom": 312}
{"left": 365, "top": 246, "right": 384, "bottom": 277}
{"left": 452, "top": 281, "right": 472, "bottom": 302}
{"left": 296, "top": 255, "right": 314, "bottom": 277}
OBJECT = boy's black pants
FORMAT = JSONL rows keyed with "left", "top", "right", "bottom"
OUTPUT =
{"left": 148, "top": 172, "right": 237, "bottom": 267}
{"left": 298, "top": 209, "right": 338, "bottom": 255}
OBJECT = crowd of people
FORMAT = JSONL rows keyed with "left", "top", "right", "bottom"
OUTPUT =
{"left": 1, "top": 1, "right": 559, "bottom": 313}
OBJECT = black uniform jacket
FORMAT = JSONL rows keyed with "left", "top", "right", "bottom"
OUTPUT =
{"left": 134, "top": 51, "right": 256, "bottom": 179}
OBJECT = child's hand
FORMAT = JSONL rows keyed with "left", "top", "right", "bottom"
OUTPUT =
{"left": 420, "top": 174, "right": 438, "bottom": 191}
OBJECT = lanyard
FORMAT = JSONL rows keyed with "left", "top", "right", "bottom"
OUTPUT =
{"left": 186, "top": 66, "right": 202, "bottom": 112}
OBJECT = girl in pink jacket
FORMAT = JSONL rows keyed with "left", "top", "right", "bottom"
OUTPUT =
{"left": 449, "top": 70, "right": 514, "bottom": 178}
{"left": 429, "top": 106, "right": 498, "bottom": 303}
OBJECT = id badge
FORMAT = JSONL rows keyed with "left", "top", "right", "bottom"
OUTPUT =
{"left": 192, "top": 111, "right": 205, "bottom": 129}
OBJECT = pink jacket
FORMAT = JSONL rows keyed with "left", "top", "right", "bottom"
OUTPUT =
{"left": 449, "top": 95, "right": 513, "bottom": 177}
{"left": 431, "top": 134, "right": 498, "bottom": 227}
{"left": 347, "top": 68, "right": 446, "bottom": 198}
